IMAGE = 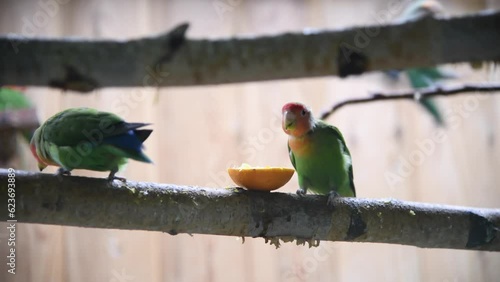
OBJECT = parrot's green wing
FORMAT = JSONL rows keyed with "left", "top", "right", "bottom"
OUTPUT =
{"left": 412, "top": 67, "right": 455, "bottom": 81}
{"left": 323, "top": 123, "right": 356, "bottom": 197}
{"left": 418, "top": 98, "right": 443, "bottom": 125}
{"left": 384, "top": 64, "right": 452, "bottom": 126}
{"left": 288, "top": 143, "right": 296, "bottom": 170}
{"left": 289, "top": 121, "right": 356, "bottom": 197}
{"left": 396, "top": 0, "right": 443, "bottom": 23}
{"left": 41, "top": 108, "right": 125, "bottom": 146}
{"left": 406, "top": 68, "right": 454, "bottom": 89}
{"left": 406, "top": 67, "right": 454, "bottom": 126}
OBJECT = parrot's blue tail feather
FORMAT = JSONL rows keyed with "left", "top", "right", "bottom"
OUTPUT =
{"left": 384, "top": 69, "right": 401, "bottom": 80}
{"left": 104, "top": 131, "right": 147, "bottom": 152}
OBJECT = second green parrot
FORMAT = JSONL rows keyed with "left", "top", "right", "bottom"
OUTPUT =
{"left": 386, "top": 0, "right": 455, "bottom": 125}
{"left": 282, "top": 102, "right": 356, "bottom": 203}
{"left": 0, "top": 86, "right": 38, "bottom": 164}
{"left": 30, "top": 107, "right": 153, "bottom": 180}
{"left": 0, "top": 86, "right": 37, "bottom": 142}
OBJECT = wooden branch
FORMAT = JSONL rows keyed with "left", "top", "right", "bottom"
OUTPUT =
{"left": 1, "top": 169, "right": 499, "bottom": 251}
{"left": 320, "top": 83, "right": 500, "bottom": 120}
{"left": 0, "top": 11, "right": 499, "bottom": 91}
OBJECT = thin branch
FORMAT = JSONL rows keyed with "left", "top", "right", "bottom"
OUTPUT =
{"left": 1, "top": 169, "right": 499, "bottom": 251}
{"left": 320, "top": 83, "right": 500, "bottom": 120}
{"left": 0, "top": 11, "right": 499, "bottom": 91}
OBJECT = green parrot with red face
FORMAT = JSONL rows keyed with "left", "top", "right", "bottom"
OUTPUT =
{"left": 30, "top": 107, "right": 153, "bottom": 180}
{"left": 282, "top": 102, "right": 356, "bottom": 203}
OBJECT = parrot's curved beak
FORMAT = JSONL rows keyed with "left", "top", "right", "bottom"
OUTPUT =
{"left": 283, "top": 110, "right": 296, "bottom": 130}
{"left": 38, "top": 162, "right": 47, "bottom": 172}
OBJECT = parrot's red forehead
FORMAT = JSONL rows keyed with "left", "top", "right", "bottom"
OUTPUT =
{"left": 282, "top": 103, "right": 307, "bottom": 113}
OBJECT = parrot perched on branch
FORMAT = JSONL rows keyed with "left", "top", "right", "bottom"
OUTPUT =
{"left": 30, "top": 107, "right": 153, "bottom": 180}
{"left": 386, "top": 0, "right": 455, "bottom": 126}
{"left": 0, "top": 86, "right": 38, "bottom": 164}
{"left": 282, "top": 102, "right": 356, "bottom": 204}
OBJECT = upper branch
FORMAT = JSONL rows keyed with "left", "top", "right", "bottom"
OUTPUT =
{"left": 1, "top": 169, "right": 499, "bottom": 251}
{"left": 0, "top": 11, "right": 499, "bottom": 91}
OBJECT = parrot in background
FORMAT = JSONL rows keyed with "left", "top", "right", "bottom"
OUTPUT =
{"left": 0, "top": 86, "right": 38, "bottom": 165}
{"left": 394, "top": 0, "right": 443, "bottom": 23}
{"left": 30, "top": 107, "right": 153, "bottom": 180}
{"left": 0, "top": 86, "right": 37, "bottom": 142}
{"left": 282, "top": 102, "right": 356, "bottom": 204}
{"left": 386, "top": 0, "right": 455, "bottom": 126}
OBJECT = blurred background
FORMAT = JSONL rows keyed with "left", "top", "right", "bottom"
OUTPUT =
{"left": 1, "top": 0, "right": 500, "bottom": 281}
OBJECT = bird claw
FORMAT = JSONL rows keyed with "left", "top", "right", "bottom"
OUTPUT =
{"left": 56, "top": 168, "right": 71, "bottom": 176}
{"left": 108, "top": 175, "right": 127, "bottom": 182}
{"left": 296, "top": 189, "right": 307, "bottom": 196}
{"left": 327, "top": 191, "right": 340, "bottom": 207}
{"left": 107, "top": 168, "right": 126, "bottom": 182}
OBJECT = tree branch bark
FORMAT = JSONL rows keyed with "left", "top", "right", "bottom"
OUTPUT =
{"left": 320, "top": 83, "right": 500, "bottom": 120}
{"left": 0, "top": 11, "right": 499, "bottom": 91}
{"left": 1, "top": 169, "right": 499, "bottom": 251}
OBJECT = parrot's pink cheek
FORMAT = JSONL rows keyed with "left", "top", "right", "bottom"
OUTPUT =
{"left": 29, "top": 145, "right": 39, "bottom": 159}
{"left": 29, "top": 144, "right": 51, "bottom": 166}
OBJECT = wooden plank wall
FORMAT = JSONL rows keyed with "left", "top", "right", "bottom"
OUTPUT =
{"left": 0, "top": 0, "right": 499, "bottom": 281}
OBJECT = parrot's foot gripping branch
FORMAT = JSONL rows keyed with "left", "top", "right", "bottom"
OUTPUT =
{"left": 296, "top": 188, "right": 307, "bottom": 196}
{"left": 107, "top": 169, "right": 127, "bottom": 182}
{"left": 56, "top": 167, "right": 71, "bottom": 176}
{"left": 327, "top": 191, "right": 340, "bottom": 206}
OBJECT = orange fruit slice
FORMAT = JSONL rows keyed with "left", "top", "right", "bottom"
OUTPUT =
{"left": 227, "top": 164, "right": 295, "bottom": 191}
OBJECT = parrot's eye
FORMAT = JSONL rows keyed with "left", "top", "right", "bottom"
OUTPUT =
{"left": 301, "top": 109, "right": 306, "bottom": 116}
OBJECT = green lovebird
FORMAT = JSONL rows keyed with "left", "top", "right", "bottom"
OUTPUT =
{"left": 282, "top": 102, "right": 356, "bottom": 203}
{"left": 30, "top": 107, "right": 153, "bottom": 180}
{"left": 0, "top": 86, "right": 36, "bottom": 142}
{"left": 0, "top": 86, "right": 38, "bottom": 164}
{"left": 386, "top": 0, "right": 455, "bottom": 126}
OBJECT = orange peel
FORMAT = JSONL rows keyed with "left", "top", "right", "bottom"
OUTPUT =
{"left": 227, "top": 164, "right": 295, "bottom": 191}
